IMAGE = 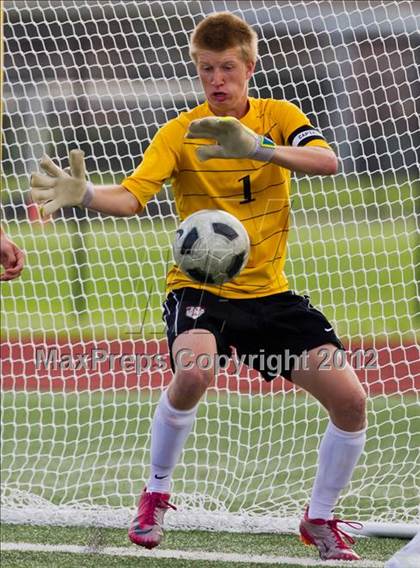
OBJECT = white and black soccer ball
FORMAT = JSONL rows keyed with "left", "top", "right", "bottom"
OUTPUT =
{"left": 173, "top": 209, "right": 250, "bottom": 285}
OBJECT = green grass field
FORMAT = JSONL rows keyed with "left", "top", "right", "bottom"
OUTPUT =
{"left": 2, "top": 390, "right": 418, "bottom": 517}
{"left": 1, "top": 215, "right": 417, "bottom": 341}
{"left": 2, "top": 171, "right": 417, "bottom": 340}
{"left": 0, "top": 523, "right": 410, "bottom": 567}
{"left": 1, "top": 388, "right": 416, "bottom": 568}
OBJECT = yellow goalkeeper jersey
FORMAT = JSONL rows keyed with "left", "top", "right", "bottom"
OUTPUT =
{"left": 122, "top": 97, "right": 331, "bottom": 299}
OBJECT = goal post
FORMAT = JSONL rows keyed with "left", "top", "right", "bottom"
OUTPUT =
{"left": 1, "top": 0, "right": 418, "bottom": 537}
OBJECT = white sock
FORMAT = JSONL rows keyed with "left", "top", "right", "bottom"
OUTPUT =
{"left": 308, "top": 420, "right": 366, "bottom": 520}
{"left": 147, "top": 390, "right": 198, "bottom": 493}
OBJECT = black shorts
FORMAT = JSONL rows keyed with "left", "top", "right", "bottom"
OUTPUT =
{"left": 163, "top": 287, "right": 344, "bottom": 381}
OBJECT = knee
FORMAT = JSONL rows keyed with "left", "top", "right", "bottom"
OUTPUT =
{"left": 169, "top": 366, "right": 214, "bottom": 409}
{"left": 179, "top": 366, "right": 214, "bottom": 391}
{"left": 330, "top": 391, "right": 367, "bottom": 431}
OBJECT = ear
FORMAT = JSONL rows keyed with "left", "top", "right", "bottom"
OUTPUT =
{"left": 246, "top": 60, "right": 256, "bottom": 80}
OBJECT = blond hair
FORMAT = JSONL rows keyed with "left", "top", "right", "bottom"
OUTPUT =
{"left": 190, "top": 12, "right": 258, "bottom": 64}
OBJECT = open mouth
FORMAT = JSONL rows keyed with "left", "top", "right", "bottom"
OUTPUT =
{"left": 212, "top": 92, "right": 228, "bottom": 101}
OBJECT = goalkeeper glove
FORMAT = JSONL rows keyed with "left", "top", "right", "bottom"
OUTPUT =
{"left": 186, "top": 117, "right": 276, "bottom": 162}
{"left": 30, "top": 149, "right": 94, "bottom": 217}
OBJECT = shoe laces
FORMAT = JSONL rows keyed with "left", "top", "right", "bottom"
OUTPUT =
{"left": 326, "top": 519, "right": 363, "bottom": 549}
{"left": 140, "top": 492, "right": 177, "bottom": 526}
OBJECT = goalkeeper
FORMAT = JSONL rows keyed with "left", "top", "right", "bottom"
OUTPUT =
{"left": 31, "top": 12, "right": 367, "bottom": 561}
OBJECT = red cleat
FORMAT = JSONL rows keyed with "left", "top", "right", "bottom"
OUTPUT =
{"left": 128, "top": 488, "right": 176, "bottom": 549}
{"left": 299, "top": 507, "right": 362, "bottom": 561}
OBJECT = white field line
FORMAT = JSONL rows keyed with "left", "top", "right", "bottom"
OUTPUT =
{"left": 0, "top": 541, "right": 385, "bottom": 567}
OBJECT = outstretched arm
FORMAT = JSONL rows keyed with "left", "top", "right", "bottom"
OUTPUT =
{"left": 84, "top": 184, "right": 140, "bottom": 217}
{"left": 186, "top": 117, "right": 338, "bottom": 176}
{"left": 30, "top": 150, "right": 141, "bottom": 218}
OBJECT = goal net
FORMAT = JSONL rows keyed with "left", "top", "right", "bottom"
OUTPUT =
{"left": 2, "top": 0, "right": 418, "bottom": 535}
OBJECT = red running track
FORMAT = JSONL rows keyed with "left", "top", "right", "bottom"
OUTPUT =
{"left": 1, "top": 338, "right": 419, "bottom": 395}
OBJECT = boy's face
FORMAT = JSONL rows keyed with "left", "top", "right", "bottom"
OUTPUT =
{"left": 195, "top": 46, "right": 255, "bottom": 118}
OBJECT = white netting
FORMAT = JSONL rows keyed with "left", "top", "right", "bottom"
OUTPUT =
{"left": 1, "top": 0, "right": 419, "bottom": 533}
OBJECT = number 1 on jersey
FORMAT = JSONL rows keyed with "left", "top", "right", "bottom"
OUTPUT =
{"left": 239, "top": 175, "right": 255, "bottom": 204}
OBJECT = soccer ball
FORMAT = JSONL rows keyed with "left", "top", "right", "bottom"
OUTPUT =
{"left": 173, "top": 209, "right": 250, "bottom": 285}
